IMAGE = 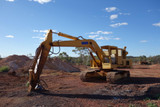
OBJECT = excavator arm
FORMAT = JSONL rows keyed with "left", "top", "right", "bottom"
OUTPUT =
{"left": 28, "top": 29, "right": 131, "bottom": 92}
{"left": 28, "top": 29, "right": 104, "bottom": 92}
{"left": 28, "top": 30, "right": 52, "bottom": 92}
{"left": 52, "top": 40, "right": 103, "bottom": 64}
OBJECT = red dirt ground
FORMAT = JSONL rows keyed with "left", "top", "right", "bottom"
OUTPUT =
{"left": 0, "top": 65, "right": 160, "bottom": 107}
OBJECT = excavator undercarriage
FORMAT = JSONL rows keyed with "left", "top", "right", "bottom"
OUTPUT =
{"left": 28, "top": 29, "right": 132, "bottom": 92}
{"left": 80, "top": 70, "right": 130, "bottom": 83}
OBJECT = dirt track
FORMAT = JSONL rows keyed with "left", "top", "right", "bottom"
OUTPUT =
{"left": 0, "top": 65, "right": 160, "bottom": 107}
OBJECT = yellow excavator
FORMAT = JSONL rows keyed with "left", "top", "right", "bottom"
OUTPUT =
{"left": 28, "top": 29, "right": 132, "bottom": 92}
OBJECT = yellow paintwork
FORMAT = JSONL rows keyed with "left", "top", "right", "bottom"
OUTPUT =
{"left": 58, "top": 32, "right": 79, "bottom": 40}
{"left": 28, "top": 29, "right": 132, "bottom": 92}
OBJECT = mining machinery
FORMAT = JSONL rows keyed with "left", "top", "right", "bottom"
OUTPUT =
{"left": 28, "top": 29, "right": 132, "bottom": 92}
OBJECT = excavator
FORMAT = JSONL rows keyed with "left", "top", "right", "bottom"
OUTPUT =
{"left": 28, "top": 29, "right": 132, "bottom": 92}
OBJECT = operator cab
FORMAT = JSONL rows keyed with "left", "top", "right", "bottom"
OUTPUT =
{"left": 90, "top": 45, "right": 131, "bottom": 69}
{"left": 101, "top": 45, "right": 118, "bottom": 69}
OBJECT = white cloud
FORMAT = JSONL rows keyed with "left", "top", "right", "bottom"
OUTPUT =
{"left": 33, "top": 29, "right": 48, "bottom": 33}
{"left": 88, "top": 32, "right": 95, "bottom": 34}
{"left": 6, "top": 0, "right": 14, "bottom": 2}
{"left": 32, "top": 29, "right": 56, "bottom": 40}
{"left": 33, "top": 30, "right": 39, "bottom": 32}
{"left": 5, "top": 35, "right": 14, "bottom": 38}
{"left": 88, "top": 31, "right": 112, "bottom": 35}
{"left": 33, "top": 29, "right": 56, "bottom": 33}
{"left": 32, "top": 30, "right": 47, "bottom": 40}
{"left": 88, "top": 35, "right": 98, "bottom": 39}
{"left": 87, "top": 31, "right": 120, "bottom": 41}
{"left": 96, "top": 36, "right": 120, "bottom": 41}
{"left": 105, "top": 7, "right": 117, "bottom": 12}
{"left": 140, "top": 40, "right": 148, "bottom": 43}
{"left": 32, "top": 36, "right": 45, "bottom": 40}
{"left": 113, "top": 38, "right": 120, "bottom": 40}
{"left": 96, "top": 36, "right": 106, "bottom": 40}
{"left": 29, "top": 0, "right": 53, "bottom": 4}
{"left": 39, "top": 30, "right": 48, "bottom": 33}
{"left": 152, "top": 22, "right": 160, "bottom": 27}
{"left": 110, "top": 14, "right": 118, "bottom": 20}
{"left": 110, "top": 22, "right": 128, "bottom": 27}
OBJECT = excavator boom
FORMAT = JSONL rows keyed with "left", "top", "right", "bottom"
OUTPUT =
{"left": 28, "top": 29, "right": 131, "bottom": 92}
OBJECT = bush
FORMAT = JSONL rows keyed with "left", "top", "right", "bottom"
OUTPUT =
{"left": 0, "top": 66, "right": 10, "bottom": 72}
{"left": 129, "top": 104, "right": 135, "bottom": 107}
{"left": 147, "top": 102, "right": 157, "bottom": 107}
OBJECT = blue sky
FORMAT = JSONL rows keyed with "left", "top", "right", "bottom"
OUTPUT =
{"left": 0, "top": 0, "right": 160, "bottom": 57}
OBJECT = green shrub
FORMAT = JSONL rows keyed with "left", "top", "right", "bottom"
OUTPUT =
{"left": 26, "top": 81, "right": 30, "bottom": 87}
{"left": 0, "top": 66, "right": 10, "bottom": 72}
{"left": 129, "top": 104, "right": 135, "bottom": 107}
{"left": 144, "top": 97, "right": 150, "bottom": 101}
{"left": 147, "top": 102, "right": 157, "bottom": 107}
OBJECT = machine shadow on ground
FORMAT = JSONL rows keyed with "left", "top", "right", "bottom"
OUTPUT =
{"left": 116, "top": 77, "right": 160, "bottom": 85}
{"left": 80, "top": 77, "right": 160, "bottom": 84}
{"left": 28, "top": 90, "right": 158, "bottom": 101}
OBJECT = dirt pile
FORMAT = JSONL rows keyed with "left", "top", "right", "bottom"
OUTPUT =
{"left": 45, "top": 57, "right": 80, "bottom": 72}
{"left": 0, "top": 55, "right": 31, "bottom": 71}
{"left": 0, "top": 55, "right": 80, "bottom": 73}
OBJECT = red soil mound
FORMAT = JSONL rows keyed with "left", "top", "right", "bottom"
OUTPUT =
{"left": 0, "top": 55, "right": 31, "bottom": 70}
{"left": 45, "top": 57, "right": 80, "bottom": 72}
{"left": 0, "top": 55, "right": 80, "bottom": 73}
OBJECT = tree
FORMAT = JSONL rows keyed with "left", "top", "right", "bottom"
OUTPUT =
{"left": 72, "top": 47, "right": 90, "bottom": 65}
{"left": 140, "top": 55, "right": 147, "bottom": 62}
{"left": 151, "top": 55, "right": 160, "bottom": 64}
{"left": 58, "top": 52, "right": 71, "bottom": 62}
{"left": 72, "top": 47, "right": 88, "bottom": 55}
{"left": 0, "top": 55, "right": 2, "bottom": 60}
